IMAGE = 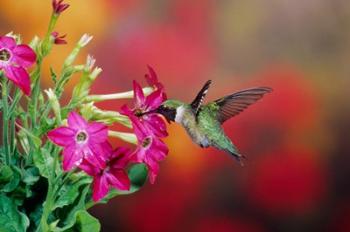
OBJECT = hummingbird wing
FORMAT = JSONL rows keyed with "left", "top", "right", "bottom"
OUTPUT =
{"left": 190, "top": 80, "right": 212, "bottom": 117}
{"left": 212, "top": 87, "right": 272, "bottom": 124}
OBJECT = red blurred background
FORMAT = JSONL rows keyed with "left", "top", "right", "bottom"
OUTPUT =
{"left": 1, "top": 0, "right": 350, "bottom": 231}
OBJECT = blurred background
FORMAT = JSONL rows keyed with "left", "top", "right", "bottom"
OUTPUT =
{"left": 1, "top": 0, "right": 350, "bottom": 231}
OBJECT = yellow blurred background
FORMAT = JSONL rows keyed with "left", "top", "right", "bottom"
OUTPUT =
{"left": 1, "top": 0, "right": 350, "bottom": 231}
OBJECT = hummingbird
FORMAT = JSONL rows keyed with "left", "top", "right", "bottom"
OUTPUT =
{"left": 154, "top": 80, "right": 272, "bottom": 164}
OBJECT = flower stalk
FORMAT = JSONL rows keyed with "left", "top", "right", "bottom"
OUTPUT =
{"left": 108, "top": 131, "right": 137, "bottom": 144}
{"left": 85, "top": 87, "right": 153, "bottom": 102}
{"left": 1, "top": 77, "right": 10, "bottom": 165}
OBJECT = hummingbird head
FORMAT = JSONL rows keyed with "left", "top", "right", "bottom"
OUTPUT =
{"left": 155, "top": 100, "right": 183, "bottom": 123}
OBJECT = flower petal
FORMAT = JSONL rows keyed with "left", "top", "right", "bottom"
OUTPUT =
{"left": 47, "top": 126, "right": 75, "bottom": 146}
{"left": 62, "top": 144, "right": 83, "bottom": 171}
{"left": 67, "top": 111, "right": 87, "bottom": 130}
{"left": 132, "top": 148, "right": 145, "bottom": 163}
{"left": 92, "top": 174, "right": 109, "bottom": 202}
{"left": 79, "top": 159, "right": 99, "bottom": 176}
{"left": 87, "top": 122, "right": 108, "bottom": 143}
{"left": 12, "top": 44, "right": 36, "bottom": 67}
{"left": 145, "top": 66, "right": 167, "bottom": 99}
{"left": 145, "top": 65, "right": 158, "bottom": 86}
{"left": 106, "top": 171, "right": 130, "bottom": 191}
{"left": 85, "top": 143, "right": 108, "bottom": 169}
{"left": 150, "top": 139, "right": 168, "bottom": 161}
{"left": 0, "top": 36, "right": 16, "bottom": 49}
{"left": 4, "top": 66, "right": 31, "bottom": 95}
{"left": 110, "top": 147, "right": 131, "bottom": 169}
{"left": 146, "top": 158, "right": 160, "bottom": 184}
{"left": 145, "top": 89, "right": 165, "bottom": 110}
{"left": 133, "top": 80, "right": 145, "bottom": 108}
{"left": 143, "top": 114, "right": 168, "bottom": 137}
{"left": 120, "top": 104, "right": 133, "bottom": 117}
{"left": 123, "top": 108, "right": 149, "bottom": 139}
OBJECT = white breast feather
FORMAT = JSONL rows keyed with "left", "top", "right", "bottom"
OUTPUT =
{"left": 175, "top": 105, "right": 185, "bottom": 123}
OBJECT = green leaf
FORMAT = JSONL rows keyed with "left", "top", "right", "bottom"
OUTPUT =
{"left": 52, "top": 185, "right": 90, "bottom": 232}
{"left": 37, "top": 117, "right": 55, "bottom": 137}
{"left": 0, "top": 194, "right": 29, "bottom": 232}
{"left": 53, "top": 176, "right": 91, "bottom": 210}
{"left": 70, "top": 211, "right": 100, "bottom": 232}
{"left": 50, "top": 67, "right": 58, "bottom": 84}
{"left": 29, "top": 204, "right": 42, "bottom": 231}
{"left": 33, "top": 147, "right": 54, "bottom": 179}
{"left": 0, "top": 165, "right": 13, "bottom": 183}
{"left": 2, "top": 166, "right": 21, "bottom": 193}
{"left": 22, "top": 166, "right": 40, "bottom": 186}
{"left": 18, "top": 126, "right": 42, "bottom": 147}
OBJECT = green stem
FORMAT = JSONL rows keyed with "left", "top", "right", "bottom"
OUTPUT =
{"left": 8, "top": 88, "right": 20, "bottom": 156}
{"left": 38, "top": 181, "right": 54, "bottom": 232}
{"left": 85, "top": 200, "right": 95, "bottom": 210}
{"left": 31, "top": 13, "right": 58, "bottom": 131}
{"left": 37, "top": 147, "right": 60, "bottom": 231}
{"left": 8, "top": 88, "right": 22, "bottom": 115}
{"left": 29, "top": 67, "right": 41, "bottom": 130}
{"left": 9, "top": 116, "right": 15, "bottom": 156}
{"left": 2, "top": 78, "right": 10, "bottom": 165}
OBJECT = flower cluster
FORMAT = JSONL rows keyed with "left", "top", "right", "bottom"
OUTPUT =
{"left": 48, "top": 112, "right": 131, "bottom": 201}
{"left": 48, "top": 68, "right": 168, "bottom": 201}
{"left": 121, "top": 68, "right": 169, "bottom": 184}
{"left": 0, "top": 1, "right": 172, "bottom": 231}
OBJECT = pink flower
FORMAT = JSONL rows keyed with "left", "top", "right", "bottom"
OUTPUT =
{"left": 79, "top": 143, "right": 131, "bottom": 202}
{"left": 122, "top": 79, "right": 167, "bottom": 137}
{"left": 52, "top": 0, "right": 70, "bottom": 14}
{"left": 47, "top": 112, "right": 108, "bottom": 171}
{"left": 123, "top": 106, "right": 168, "bottom": 184}
{"left": 0, "top": 36, "right": 36, "bottom": 95}
{"left": 51, "top": 32, "right": 67, "bottom": 45}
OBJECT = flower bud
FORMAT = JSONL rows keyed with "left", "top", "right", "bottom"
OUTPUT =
{"left": 29, "top": 36, "right": 40, "bottom": 50}
{"left": 64, "top": 34, "right": 93, "bottom": 67}
{"left": 78, "top": 34, "right": 93, "bottom": 48}
{"left": 45, "top": 88, "right": 61, "bottom": 123}
{"left": 52, "top": 0, "right": 70, "bottom": 15}
{"left": 51, "top": 31, "right": 67, "bottom": 45}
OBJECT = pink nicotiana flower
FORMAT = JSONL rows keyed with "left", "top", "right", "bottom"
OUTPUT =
{"left": 0, "top": 36, "right": 36, "bottom": 95}
{"left": 122, "top": 79, "right": 167, "bottom": 138}
{"left": 52, "top": 0, "right": 70, "bottom": 14}
{"left": 122, "top": 106, "right": 168, "bottom": 184}
{"left": 79, "top": 143, "right": 131, "bottom": 202}
{"left": 47, "top": 111, "right": 108, "bottom": 171}
{"left": 51, "top": 32, "right": 67, "bottom": 45}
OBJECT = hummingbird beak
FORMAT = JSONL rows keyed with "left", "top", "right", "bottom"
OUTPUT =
{"left": 142, "top": 106, "right": 174, "bottom": 124}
